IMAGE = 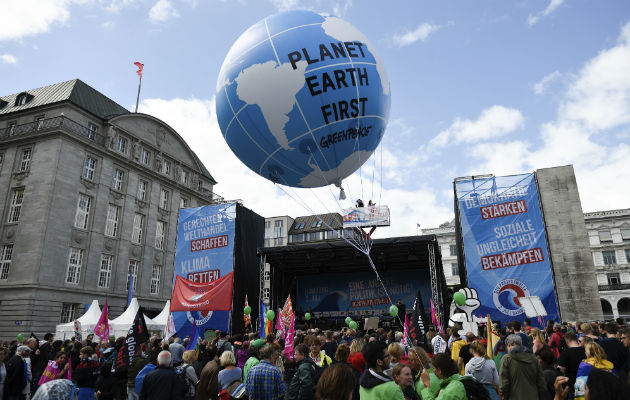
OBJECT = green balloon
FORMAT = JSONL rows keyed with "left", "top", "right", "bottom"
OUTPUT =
{"left": 109, "top": 335, "right": 115, "bottom": 342}
{"left": 345, "top": 316, "right": 352, "bottom": 325}
{"left": 349, "top": 321, "right": 358, "bottom": 330}
{"left": 266, "top": 310, "right": 275, "bottom": 321}
{"left": 305, "top": 313, "right": 311, "bottom": 321}
{"left": 16, "top": 333, "right": 24, "bottom": 341}
{"left": 244, "top": 305, "right": 252, "bottom": 315}
{"left": 389, "top": 305, "right": 398, "bottom": 317}
{"left": 454, "top": 291, "right": 466, "bottom": 306}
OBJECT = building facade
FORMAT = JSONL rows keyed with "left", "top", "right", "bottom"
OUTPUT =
{"left": 584, "top": 209, "right": 630, "bottom": 321}
{"left": 421, "top": 220, "right": 461, "bottom": 287}
{"left": 0, "top": 79, "right": 220, "bottom": 338}
{"left": 264, "top": 216, "right": 294, "bottom": 247}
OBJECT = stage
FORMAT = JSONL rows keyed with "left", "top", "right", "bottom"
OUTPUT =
{"left": 258, "top": 235, "right": 449, "bottom": 330}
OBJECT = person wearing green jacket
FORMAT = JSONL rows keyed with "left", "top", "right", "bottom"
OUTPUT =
{"left": 286, "top": 344, "right": 316, "bottom": 400}
{"left": 407, "top": 346, "right": 441, "bottom": 398}
{"left": 359, "top": 341, "right": 405, "bottom": 400}
{"left": 419, "top": 353, "right": 467, "bottom": 400}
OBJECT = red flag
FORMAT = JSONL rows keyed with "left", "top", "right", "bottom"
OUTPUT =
{"left": 134, "top": 62, "right": 144, "bottom": 78}
{"left": 283, "top": 313, "right": 295, "bottom": 361}
{"left": 170, "top": 272, "right": 234, "bottom": 312}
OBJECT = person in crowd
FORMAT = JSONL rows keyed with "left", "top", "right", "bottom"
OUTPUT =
{"left": 535, "top": 347, "right": 557, "bottom": 400}
{"left": 5, "top": 345, "right": 31, "bottom": 400}
{"left": 358, "top": 341, "right": 405, "bottom": 400}
{"left": 333, "top": 344, "right": 360, "bottom": 400}
{"left": 388, "top": 343, "right": 404, "bottom": 371}
{"left": 195, "top": 345, "right": 219, "bottom": 400}
{"left": 579, "top": 324, "right": 599, "bottom": 343}
{"left": 579, "top": 368, "right": 629, "bottom": 400}
{"left": 530, "top": 328, "right": 548, "bottom": 354}
{"left": 457, "top": 332, "right": 476, "bottom": 374}
{"left": 127, "top": 346, "right": 148, "bottom": 400}
{"left": 236, "top": 341, "right": 250, "bottom": 370}
{"left": 574, "top": 342, "right": 617, "bottom": 400}
{"left": 218, "top": 350, "right": 242, "bottom": 393}
{"left": 271, "top": 343, "right": 285, "bottom": 377}
{"left": 598, "top": 322, "right": 629, "bottom": 382}
{"left": 286, "top": 343, "right": 316, "bottom": 400}
{"left": 464, "top": 341, "right": 499, "bottom": 400}
{"left": 523, "top": 319, "right": 532, "bottom": 335}
{"left": 73, "top": 346, "right": 100, "bottom": 400}
{"left": 0, "top": 347, "right": 8, "bottom": 400}
{"left": 246, "top": 345, "right": 286, "bottom": 400}
{"left": 38, "top": 351, "right": 69, "bottom": 386}
{"left": 449, "top": 330, "right": 465, "bottom": 374}
{"left": 392, "top": 364, "right": 420, "bottom": 400}
{"left": 94, "top": 362, "right": 118, "bottom": 400}
{"left": 321, "top": 331, "right": 337, "bottom": 361}
{"left": 499, "top": 334, "right": 547, "bottom": 400}
{"left": 243, "top": 342, "right": 262, "bottom": 384}
{"left": 217, "top": 332, "right": 234, "bottom": 356}
{"left": 513, "top": 321, "right": 531, "bottom": 350}
{"left": 545, "top": 321, "right": 555, "bottom": 340}
{"left": 315, "top": 363, "right": 356, "bottom": 400}
{"left": 347, "top": 339, "right": 365, "bottom": 374}
{"left": 407, "top": 345, "right": 440, "bottom": 398}
{"left": 549, "top": 323, "right": 565, "bottom": 360}
{"left": 306, "top": 335, "right": 332, "bottom": 368}
{"left": 177, "top": 350, "right": 199, "bottom": 400}
{"left": 140, "top": 350, "right": 187, "bottom": 400}
{"left": 169, "top": 337, "right": 186, "bottom": 367}
{"left": 419, "top": 353, "right": 466, "bottom": 400}
{"left": 557, "top": 330, "right": 586, "bottom": 398}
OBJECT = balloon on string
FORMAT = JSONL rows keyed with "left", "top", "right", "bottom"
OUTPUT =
{"left": 305, "top": 313, "right": 311, "bottom": 321}
{"left": 345, "top": 317, "right": 352, "bottom": 325}
{"left": 215, "top": 9, "right": 391, "bottom": 188}
{"left": 389, "top": 305, "right": 398, "bottom": 317}
{"left": 349, "top": 321, "right": 358, "bottom": 330}
{"left": 16, "top": 333, "right": 24, "bottom": 341}
{"left": 453, "top": 291, "right": 466, "bottom": 306}
{"left": 244, "top": 305, "right": 252, "bottom": 315}
{"left": 266, "top": 310, "right": 275, "bottom": 321}
{"left": 109, "top": 335, "right": 115, "bottom": 342}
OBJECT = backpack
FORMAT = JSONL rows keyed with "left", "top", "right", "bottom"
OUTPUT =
{"left": 176, "top": 364, "right": 198, "bottom": 396}
{"left": 134, "top": 363, "right": 156, "bottom": 395}
{"left": 218, "top": 379, "right": 245, "bottom": 400}
{"left": 458, "top": 376, "right": 490, "bottom": 400}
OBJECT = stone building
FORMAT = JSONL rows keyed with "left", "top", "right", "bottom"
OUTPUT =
{"left": 584, "top": 208, "right": 630, "bottom": 321}
{"left": 421, "top": 220, "right": 461, "bottom": 287}
{"left": 0, "top": 79, "right": 220, "bottom": 338}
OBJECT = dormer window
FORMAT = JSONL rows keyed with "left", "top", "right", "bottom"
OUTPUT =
{"left": 15, "top": 92, "right": 33, "bottom": 106}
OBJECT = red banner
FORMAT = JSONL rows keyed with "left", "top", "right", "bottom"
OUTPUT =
{"left": 170, "top": 272, "right": 234, "bottom": 312}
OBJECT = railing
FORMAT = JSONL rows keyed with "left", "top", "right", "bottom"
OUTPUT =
{"left": 598, "top": 283, "right": 630, "bottom": 291}
{"left": 0, "top": 116, "right": 107, "bottom": 146}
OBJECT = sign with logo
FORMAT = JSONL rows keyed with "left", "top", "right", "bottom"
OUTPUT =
{"left": 455, "top": 173, "right": 559, "bottom": 324}
{"left": 173, "top": 203, "right": 236, "bottom": 336}
{"left": 343, "top": 205, "right": 390, "bottom": 228}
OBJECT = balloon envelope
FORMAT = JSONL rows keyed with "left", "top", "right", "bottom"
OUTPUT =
{"left": 454, "top": 291, "right": 466, "bottom": 306}
{"left": 216, "top": 10, "right": 390, "bottom": 188}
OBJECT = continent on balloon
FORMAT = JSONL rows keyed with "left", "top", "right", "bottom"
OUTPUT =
{"left": 216, "top": 10, "right": 390, "bottom": 188}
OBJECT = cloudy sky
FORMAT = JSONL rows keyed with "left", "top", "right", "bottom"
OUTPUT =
{"left": 1, "top": 0, "right": 628, "bottom": 237}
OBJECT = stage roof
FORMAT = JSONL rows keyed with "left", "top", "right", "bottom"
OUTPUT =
{"left": 258, "top": 235, "right": 441, "bottom": 275}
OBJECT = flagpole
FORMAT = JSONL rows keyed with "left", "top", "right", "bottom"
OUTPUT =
{"left": 135, "top": 74, "right": 142, "bottom": 113}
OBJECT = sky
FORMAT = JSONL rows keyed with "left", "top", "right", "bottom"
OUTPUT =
{"left": 1, "top": 0, "right": 628, "bottom": 238}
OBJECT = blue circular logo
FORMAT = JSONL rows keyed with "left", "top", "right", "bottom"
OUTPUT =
{"left": 216, "top": 10, "right": 390, "bottom": 188}
{"left": 492, "top": 279, "right": 530, "bottom": 316}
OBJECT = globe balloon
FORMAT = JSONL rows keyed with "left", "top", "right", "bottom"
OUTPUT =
{"left": 389, "top": 305, "right": 398, "bottom": 317}
{"left": 244, "top": 305, "right": 252, "bottom": 315}
{"left": 454, "top": 291, "right": 466, "bottom": 306}
{"left": 349, "top": 321, "right": 358, "bottom": 330}
{"left": 305, "top": 313, "right": 311, "bottom": 321}
{"left": 266, "top": 310, "right": 275, "bottom": 321}
{"left": 216, "top": 10, "right": 390, "bottom": 188}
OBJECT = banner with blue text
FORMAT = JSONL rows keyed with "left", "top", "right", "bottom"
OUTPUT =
{"left": 455, "top": 173, "right": 559, "bottom": 325}
{"left": 173, "top": 203, "right": 236, "bottom": 336}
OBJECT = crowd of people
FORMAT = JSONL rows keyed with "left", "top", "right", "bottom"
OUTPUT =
{"left": 1, "top": 318, "right": 629, "bottom": 400}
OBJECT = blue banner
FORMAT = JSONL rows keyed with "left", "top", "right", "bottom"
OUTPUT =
{"left": 297, "top": 269, "right": 431, "bottom": 318}
{"left": 455, "top": 173, "right": 559, "bottom": 324}
{"left": 172, "top": 203, "right": 236, "bottom": 336}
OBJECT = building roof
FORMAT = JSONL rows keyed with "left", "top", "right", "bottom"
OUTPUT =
{"left": 0, "top": 79, "right": 129, "bottom": 119}
{"left": 289, "top": 213, "right": 343, "bottom": 234}
{"left": 191, "top": 150, "right": 216, "bottom": 183}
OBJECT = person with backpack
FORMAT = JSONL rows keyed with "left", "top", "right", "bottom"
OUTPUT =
{"left": 176, "top": 350, "right": 200, "bottom": 400}
{"left": 216, "top": 333, "right": 234, "bottom": 358}
{"left": 419, "top": 353, "right": 467, "bottom": 400}
{"left": 217, "top": 351, "right": 242, "bottom": 398}
{"left": 499, "top": 334, "right": 547, "bottom": 400}
{"left": 465, "top": 342, "right": 499, "bottom": 400}
{"left": 548, "top": 323, "right": 566, "bottom": 360}
{"left": 286, "top": 344, "right": 317, "bottom": 400}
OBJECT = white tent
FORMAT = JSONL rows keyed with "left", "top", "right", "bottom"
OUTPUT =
{"left": 110, "top": 298, "right": 140, "bottom": 338}
{"left": 55, "top": 300, "right": 107, "bottom": 340}
{"left": 145, "top": 301, "right": 169, "bottom": 332}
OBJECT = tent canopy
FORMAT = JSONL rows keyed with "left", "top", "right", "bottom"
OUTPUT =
{"left": 55, "top": 300, "right": 106, "bottom": 339}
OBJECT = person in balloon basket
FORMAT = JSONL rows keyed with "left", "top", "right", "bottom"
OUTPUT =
{"left": 245, "top": 345, "right": 286, "bottom": 400}
{"left": 139, "top": 350, "right": 187, "bottom": 400}
{"left": 358, "top": 341, "right": 405, "bottom": 400}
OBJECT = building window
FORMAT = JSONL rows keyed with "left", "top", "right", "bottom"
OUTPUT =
{"left": 180, "top": 197, "right": 189, "bottom": 209}
{"left": 105, "top": 204, "right": 120, "bottom": 237}
{"left": 8, "top": 122, "right": 16, "bottom": 135}
{"left": 621, "top": 229, "right": 630, "bottom": 241}
{"left": 36, "top": 116, "right": 44, "bottom": 130}
{"left": 273, "top": 237, "right": 284, "bottom": 246}
{"left": 83, "top": 157, "right": 97, "bottom": 180}
{"left": 181, "top": 170, "right": 189, "bottom": 185}
{"left": 127, "top": 260, "right": 139, "bottom": 292}
{"left": 626, "top": 249, "right": 630, "bottom": 264}
{"left": 132, "top": 213, "right": 144, "bottom": 244}
{"left": 87, "top": 123, "right": 97, "bottom": 140}
{"left": 112, "top": 169, "right": 124, "bottom": 191}
{"left": 117, "top": 137, "right": 127, "bottom": 154}
{"left": 599, "top": 231, "right": 613, "bottom": 242}
{"left": 451, "top": 263, "right": 459, "bottom": 276}
{"left": 264, "top": 238, "right": 271, "bottom": 246}
{"left": 450, "top": 245, "right": 457, "bottom": 257}
{"left": 603, "top": 250, "right": 617, "bottom": 265}
{"left": 155, "top": 221, "right": 166, "bottom": 250}
{"left": 265, "top": 221, "right": 272, "bottom": 239}
{"left": 141, "top": 148, "right": 151, "bottom": 165}
{"left": 607, "top": 273, "right": 621, "bottom": 285}
{"left": 19, "top": 148, "right": 32, "bottom": 171}
{"left": 60, "top": 303, "right": 77, "bottom": 323}
{"left": 0, "top": 244, "right": 13, "bottom": 280}
{"left": 98, "top": 255, "right": 113, "bottom": 288}
{"left": 162, "top": 159, "right": 171, "bottom": 176}
{"left": 159, "top": 189, "right": 169, "bottom": 209}
{"left": 263, "top": 287, "right": 270, "bottom": 299}
{"left": 74, "top": 194, "right": 92, "bottom": 229}
{"left": 7, "top": 188, "right": 24, "bottom": 223}
{"left": 150, "top": 265, "right": 162, "bottom": 295}
{"left": 137, "top": 180, "right": 148, "bottom": 201}
{"left": 16, "top": 94, "right": 28, "bottom": 106}
{"left": 66, "top": 248, "right": 83, "bottom": 284}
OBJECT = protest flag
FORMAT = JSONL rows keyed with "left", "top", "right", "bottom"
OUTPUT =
{"left": 407, "top": 290, "right": 428, "bottom": 347}
{"left": 113, "top": 307, "right": 149, "bottom": 372}
{"left": 170, "top": 272, "right": 234, "bottom": 312}
{"left": 259, "top": 301, "right": 267, "bottom": 339}
{"left": 283, "top": 313, "right": 296, "bottom": 361}
{"left": 94, "top": 300, "right": 110, "bottom": 341}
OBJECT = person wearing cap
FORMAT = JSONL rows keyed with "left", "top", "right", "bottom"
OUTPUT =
{"left": 5, "top": 345, "right": 31, "bottom": 400}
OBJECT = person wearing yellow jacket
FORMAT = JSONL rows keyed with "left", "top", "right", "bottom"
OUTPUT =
{"left": 574, "top": 342, "right": 618, "bottom": 400}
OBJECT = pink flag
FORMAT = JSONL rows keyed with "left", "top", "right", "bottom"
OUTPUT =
{"left": 283, "top": 313, "right": 295, "bottom": 361}
{"left": 403, "top": 313, "right": 409, "bottom": 346}
{"left": 94, "top": 300, "right": 110, "bottom": 341}
{"left": 275, "top": 308, "right": 286, "bottom": 337}
{"left": 430, "top": 299, "right": 445, "bottom": 335}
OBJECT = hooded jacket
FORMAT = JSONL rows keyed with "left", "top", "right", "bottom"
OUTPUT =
{"left": 573, "top": 358, "right": 616, "bottom": 400}
{"left": 286, "top": 357, "right": 317, "bottom": 400}
{"left": 419, "top": 373, "right": 467, "bottom": 400}
{"left": 465, "top": 356, "right": 499, "bottom": 385}
{"left": 359, "top": 368, "right": 405, "bottom": 400}
{"left": 499, "top": 345, "right": 547, "bottom": 400}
